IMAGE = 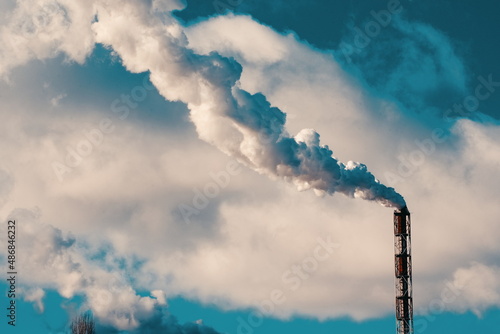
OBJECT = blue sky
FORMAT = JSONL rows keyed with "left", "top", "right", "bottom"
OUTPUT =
{"left": 1, "top": 0, "right": 499, "bottom": 333}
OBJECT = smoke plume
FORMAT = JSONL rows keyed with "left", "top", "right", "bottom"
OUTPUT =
{"left": 90, "top": 1, "right": 405, "bottom": 208}
{"left": 0, "top": 0, "right": 405, "bottom": 208}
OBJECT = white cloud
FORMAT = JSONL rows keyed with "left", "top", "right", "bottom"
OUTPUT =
{"left": 447, "top": 263, "right": 500, "bottom": 315}
{"left": 23, "top": 287, "right": 46, "bottom": 313}
{"left": 185, "top": 14, "right": 290, "bottom": 65}
{"left": 1, "top": 208, "right": 160, "bottom": 329}
{"left": 0, "top": 0, "right": 96, "bottom": 76}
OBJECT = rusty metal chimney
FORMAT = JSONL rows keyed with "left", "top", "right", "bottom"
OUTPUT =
{"left": 394, "top": 206, "right": 413, "bottom": 334}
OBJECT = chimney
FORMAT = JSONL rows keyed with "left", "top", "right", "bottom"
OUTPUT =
{"left": 394, "top": 206, "right": 413, "bottom": 334}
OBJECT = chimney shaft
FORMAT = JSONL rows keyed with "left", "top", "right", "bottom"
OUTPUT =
{"left": 394, "top": 207, "right": 413, "bottom": 334}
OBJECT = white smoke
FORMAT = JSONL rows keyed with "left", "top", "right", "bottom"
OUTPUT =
{"left": 90, "top": 0, "right": 405, "bottom": 208}
{"left": 0, "top": 0, "right": 405, "bottom": 208}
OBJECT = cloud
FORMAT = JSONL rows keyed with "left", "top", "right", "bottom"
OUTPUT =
{"left": 2, "top": 207, "right": 222, "bottom": 333}
{"left": 23, "top": 288, "right": 46, "bottom": 313}
{"left": 0, "top": 0, "right": 96, "bottom": 76}
{"left": 337, "top": 14, "right": 468, "bottom": 114}
{"left": 447, "top": 262, "right": 500, "bottom": 315}
{"left": 0, "top": 169, "right": 14, "bottom": 208}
